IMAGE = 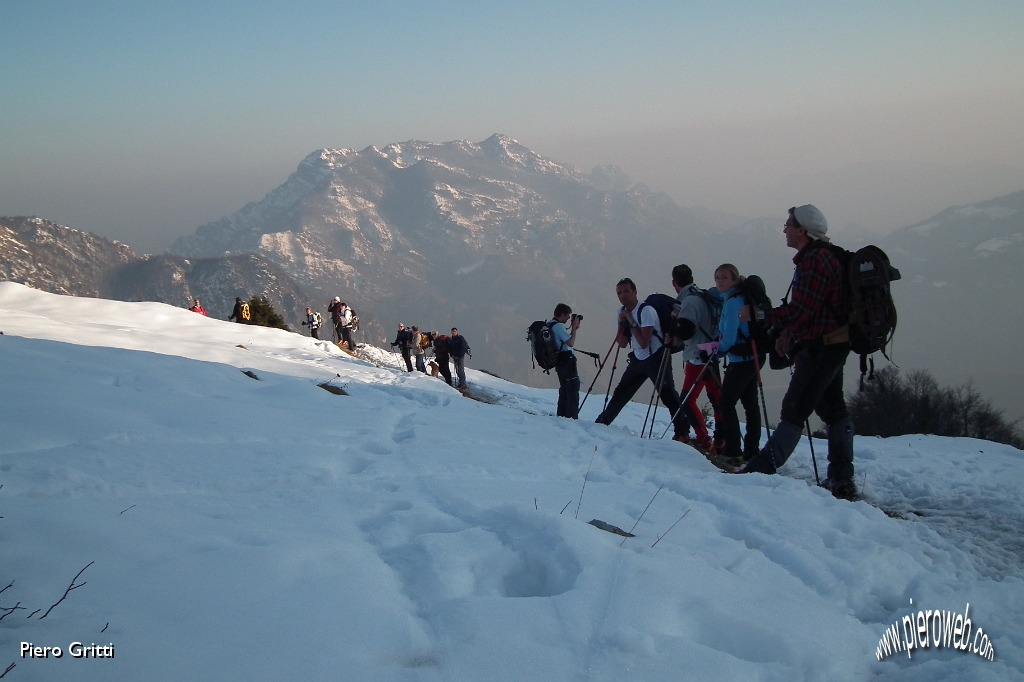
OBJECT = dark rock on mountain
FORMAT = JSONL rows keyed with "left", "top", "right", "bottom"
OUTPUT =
{"left": 0, "top": 216, "right": 324, "bottom": 332}
{"left": 0, "top": 216, "right": 135, "bottom": 297}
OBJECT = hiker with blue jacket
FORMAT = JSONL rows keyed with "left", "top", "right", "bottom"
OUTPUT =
{"left": 738, "top": 204, "right": 856, "bottom": 500}
{"left": 594, "top": 278, "right": 686, "bottom": 440}
{"left": 669, "top": 264, "right": 723, "bottom": 456}
{"left": 550, "top": 303, "right": 581, "bottom": 419}
{"left": 713, "top": 264, "right": 765, "bottom": 466}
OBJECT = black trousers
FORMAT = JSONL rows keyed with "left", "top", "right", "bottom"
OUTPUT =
{"left": 555, "top": 353, "right": 580, "bottom": 419}
{"left": 340, "top": 326, "right": 352, "bottom": 348}
{"left": 718, "top": 358, "right": 762, "bottom": 459}
{"left": 436, "top": 355, "right": 453, "bottom": 385}
{"left": 780, "top": 344, "right": 849, "bottom": 427}
{"left": 595, "top": 348, "right": 684, "bottom": 438}
{"left": 400, "top": 347, "right": 413, "bottom": 372}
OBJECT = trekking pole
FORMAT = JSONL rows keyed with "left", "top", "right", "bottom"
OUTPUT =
{"left": 645, "top": 348, "right": 672, "bottom": 438}
{"left": 805, "top": 421, "right": 820, "bottom": 485}
{"left": 579, "top": 339, "right": 619, "bottom": 412}
{"left": 658, "top": 353, "right": 716, "bottom": 440}
{"left": 750, "top": 340, "right": 772, "bottom": 440}
{"left": 641, "top": 349, "right": 669, "bottom": 437}
{"left": 603, "top": 345, "right": 621, "bottom": 411}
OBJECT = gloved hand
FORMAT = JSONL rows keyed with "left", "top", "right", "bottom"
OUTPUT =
{"left": 697, "top": 341, "right": 719, "bottom": 363}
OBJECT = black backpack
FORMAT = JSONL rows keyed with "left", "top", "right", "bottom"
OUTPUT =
{"left": 527, "top": 320, "right": 560, "bottom": 371}
{"left": 727, "top": 275, "right": 773, "bottom": 358}
{"left": 346, "top": 308, "right": 360, "bottom": 331}
{"left": 826, "top": 244, "right": 900, "bottom": 385}
{"left": 636, "top": 293, "right": 685, "bottom": 353}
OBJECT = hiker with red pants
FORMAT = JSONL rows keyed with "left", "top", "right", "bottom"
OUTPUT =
{"left": 669, "top": 264, "right": 723, "bottom": 457}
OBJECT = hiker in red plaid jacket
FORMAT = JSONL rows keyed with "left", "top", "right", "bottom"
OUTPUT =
{"left": 738, "top": 204, "right": 858, "bottom": 501}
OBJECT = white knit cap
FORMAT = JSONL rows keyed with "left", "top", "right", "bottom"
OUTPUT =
{"left": 792, "top": 204, "right": 829, "bottom": 242}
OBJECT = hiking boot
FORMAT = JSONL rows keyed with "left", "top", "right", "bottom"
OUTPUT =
{"left": 724, "top": 455, "right": 746, "bottom": 469}
{"left": 672, "top": 434, "right": 692, "bottom": 445}
{"left": 713, "top": 438, "right": 726, "bottom": 453}
{"left": 820, "top": 478, "right": 859, "bottom": 501}
{"left": 694, "top": 437, "right": 716, "bottom": 456}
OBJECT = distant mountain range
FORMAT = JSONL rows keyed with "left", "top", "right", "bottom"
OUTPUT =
{"left": 3, "top": 135, "right": 1022, "bottom": 418}
{"left": 168, "top": 134, "right": 745, "bottom": 374}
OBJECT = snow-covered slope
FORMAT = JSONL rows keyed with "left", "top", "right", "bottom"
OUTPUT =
{"left": 1, "top": 282, "right": 1022, "bottom": 681}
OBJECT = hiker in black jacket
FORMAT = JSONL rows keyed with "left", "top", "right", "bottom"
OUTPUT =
{"left": 448, "top": 328, "right": 470, "bottom": 388}
{"left": 432, "top": 332, "right": 453, "bottom": 386}
{"left": 228, "top": 297, "right": 246, "bottom": 323}
{"left": 391, "top": 323, "right": 414, "bottom": 372}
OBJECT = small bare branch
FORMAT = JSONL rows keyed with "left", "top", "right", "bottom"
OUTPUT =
{"left": 0, "top": 581, "right": 12, "bottom": 597}
{"left": 651, "top": 509, "right": 690, "bottom": 548}
{"left": 101, "top": 622, "right": 109, "bottom": 633}
{"left": 0, "top": 602, "right": 25, "bottom": 621}
{"left": 0, "top": 661, "right": 15, "bottom": 679}
{"left": 119, "top": 505, "right": 137, "bottom": 515}
{"left": 621, "top": 484, "right": 664, "bottom": 547}
{"left": 39, "top": 561, "right": 94, "bottom": 620}
{"left": 27, "top": 609, "right": 40, "bottom": 618}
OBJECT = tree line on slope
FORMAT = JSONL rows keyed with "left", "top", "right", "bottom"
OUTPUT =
{"left": 849, "top": 367, "right": 1023, "bottom": 449}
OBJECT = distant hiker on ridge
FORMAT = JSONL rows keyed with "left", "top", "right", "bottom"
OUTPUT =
{"left": 228, "top": 297, "right": 248, "bottom": 323}
{"left": 432, "top": 331, "right": 453, "bottom": 386}
{"left": 738, "top": 204, "right": 857, "bottom": 500}
{"left": 189, "top": 299, "right": 207, "bottom": 316}
{"left": 391, "top": 323, "right": 414, "bottom": 372}
{"left": 448, "top": 328, "right": 471, "bottom": 389}
{"left": 327, "top": 297, "right": 345, "bottom": 344}
{"left": 412, "top": 326, "right": 428, "bottom": 374}
{"left": 302, "top": 307, "right": 322, "bottom": 340}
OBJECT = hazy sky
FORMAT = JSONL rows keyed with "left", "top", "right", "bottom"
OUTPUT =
{"left": 2, "top": 1, "right": 1022, "bottom": 252}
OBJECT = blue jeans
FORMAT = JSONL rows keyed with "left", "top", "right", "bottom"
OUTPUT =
{"left": 452, "top": 357, "right": 467, "bottom": 386}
